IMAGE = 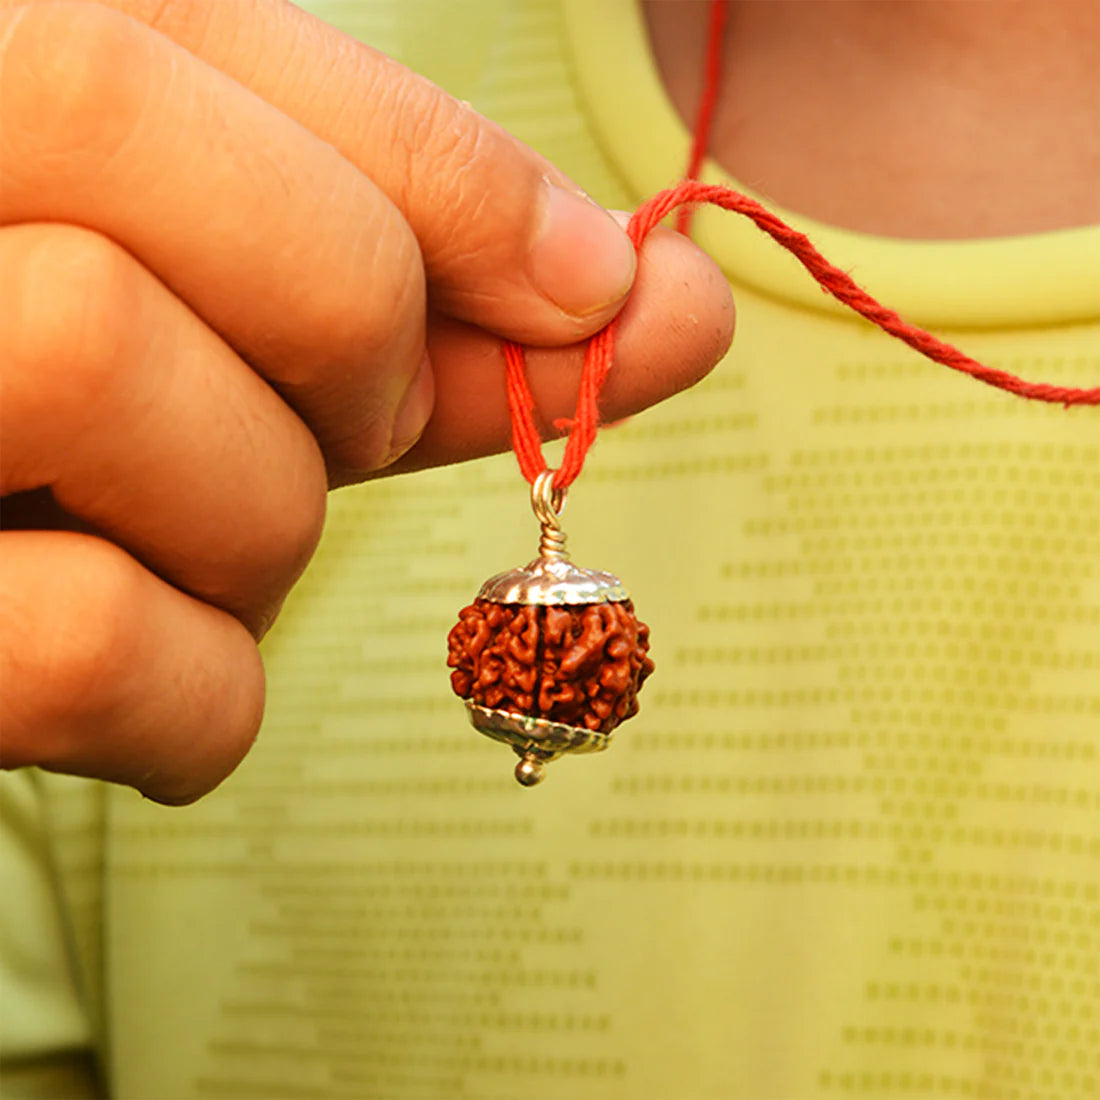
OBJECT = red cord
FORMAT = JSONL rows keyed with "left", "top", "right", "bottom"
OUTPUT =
{"left": 505, "top": 180, "right": 1098, "bottom": 488}
{"left": 506, "top": 0, "right": 1096, "bottom": 489}
{"left": 675, "top": 0, "right": 730, "bottom": 235}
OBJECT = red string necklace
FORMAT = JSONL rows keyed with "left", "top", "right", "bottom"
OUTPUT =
{"left": 504, "top": 0, "right": 1098, "bottom": 493}
{"left": 449, "top": 0, "right": 1097, "bottom": 786}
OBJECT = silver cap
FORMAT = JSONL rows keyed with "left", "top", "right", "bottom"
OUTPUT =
{"left": 476, "top": 557, "right": 628, "bottom": 605}
{"left": 465, "top": 702, "right": 613, "bottom": 785}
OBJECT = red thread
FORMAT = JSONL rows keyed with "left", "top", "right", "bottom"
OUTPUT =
{"left": 506, "top": 0, "right": 1094, "bottom": 489}
{"left": 505, "top": 180, "right": 1098, "bottom": 489}
{"left": 675, "top": 0, "right": 730, "bottom": 236}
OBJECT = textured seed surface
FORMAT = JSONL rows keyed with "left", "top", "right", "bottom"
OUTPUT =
{"left": 446, "top": 600, "right": 654, "bottom": 733}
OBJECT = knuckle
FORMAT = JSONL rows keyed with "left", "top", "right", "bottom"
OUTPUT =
{"left": 302, "top": 210, "right": 423, "bottom": 370}
{"left": 0, "top": 532, "right": 268, "bottom": 801}
{"left": 0, "top": 3, "right": 157, "bottom": 187}
{"left": 152, "top": 646, "right": 266, "bottom": 806}
{"left": 291, "top": 466, "right": 329, "bottom": 566}
{"left": 403, "top": 88, "right": 487, "bottom": 190}
{"left": 228, "top": 459, "right": 328, "bottom": 637}
{"left": 40, "top": 539, "right": 144, "bottom": 712}
{"left": 358, "top": 60, "right": 500, "bottom": 266}
{"left": 138, "top": 0, "right": 218, "bottom": 46}
{"left": 170, "top": 429, "right": 327, "bottom": 639}
{"left": 395, "top": 88, "right": 497, "bottom": 266}
{"left": 55, "top": 556, "right": 137, "bottom": 707}
{"left": 3, "top": 226, "right": 144, "bottom": 431}
{"left": 0, "top": 538, "right": 144, "bottom": 761}
{"left": 277, "top": 210, "right": 425, "bottom": 473}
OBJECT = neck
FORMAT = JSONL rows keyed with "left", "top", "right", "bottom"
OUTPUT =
{"left": 644, "top": 0, "right": 1100, "bottom": 238}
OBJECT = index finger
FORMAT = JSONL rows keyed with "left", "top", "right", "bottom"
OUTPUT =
{"left": 22, "top": 0, "right": 641, "bottom": 345}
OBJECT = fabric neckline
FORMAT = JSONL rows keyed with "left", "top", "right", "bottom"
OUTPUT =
{"left": 559, "top": 0, "right": 1100, "bottom": 329}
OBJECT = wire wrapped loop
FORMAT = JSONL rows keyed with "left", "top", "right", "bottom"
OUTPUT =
{"left": 531, "top": 470, "right": 569, "bottom": 561}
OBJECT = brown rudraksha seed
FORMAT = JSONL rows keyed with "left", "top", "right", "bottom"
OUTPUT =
{"left": 452, "top": 470, "right": 652, "bottom": 785}
{"left": 447, "top": 598, "right": 654, "bottom": 735}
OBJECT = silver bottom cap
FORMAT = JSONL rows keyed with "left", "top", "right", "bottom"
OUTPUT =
{"left": 465, "top": 702, "right": 613, "bottom": 785}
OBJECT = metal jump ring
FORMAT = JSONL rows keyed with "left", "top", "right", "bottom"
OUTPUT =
{"left": 531, "top": 469, "right": 567, "bottom": 528}
{"left": 531, "top": 470, "right": 569, "bottom": 561}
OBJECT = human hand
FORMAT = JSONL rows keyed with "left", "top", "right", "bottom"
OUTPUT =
{"left": 0, "top": 0, "right": 735, "bottom": 802}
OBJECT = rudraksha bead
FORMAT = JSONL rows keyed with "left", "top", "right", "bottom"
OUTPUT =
{"left": 447, "top": 473, "right": 654, "bottom": 786}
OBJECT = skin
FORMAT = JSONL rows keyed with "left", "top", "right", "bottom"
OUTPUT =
{"left": 644, "top": 0, "right": 1100, "bottom": 238}
{"left": 9, "top": 0, "right": 1091, "bottom": 804}
{"left": 0, "top": 0, "right": 735, "bottom": 803}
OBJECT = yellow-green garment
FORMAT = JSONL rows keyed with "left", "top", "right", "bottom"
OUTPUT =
{"left": 4, "top": 1, "right": 1098, "bottom": 1097}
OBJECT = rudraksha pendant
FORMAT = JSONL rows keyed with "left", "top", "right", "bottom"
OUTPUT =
{"left": 447, "top": 472, "right": 654, "bottom": 786}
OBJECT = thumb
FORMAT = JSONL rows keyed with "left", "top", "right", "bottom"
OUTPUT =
{"left": 352, "top": 85, "right": 639, "bottom": 344}
{"left": 86, "top": 0, "right": 639, "bottom": 345}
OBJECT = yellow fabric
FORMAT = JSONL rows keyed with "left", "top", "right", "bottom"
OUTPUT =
{"left": 6, "top": 1, "right": 1098, "bottom": 1097}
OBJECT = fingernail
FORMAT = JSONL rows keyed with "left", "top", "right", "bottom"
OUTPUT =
{"left": 384, "top": 351, "right": 434, "bottom": 467}
{"left": 529, "top": 179, "right": 636, "bottom": 318}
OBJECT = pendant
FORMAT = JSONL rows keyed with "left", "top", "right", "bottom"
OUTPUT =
{"left": 447, "top": 471, "right": 654, "bottom": 786}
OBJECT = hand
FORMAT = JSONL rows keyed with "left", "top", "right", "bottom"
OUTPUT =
{"left": 0, "top": 0, "right": 735, "bottom": 802}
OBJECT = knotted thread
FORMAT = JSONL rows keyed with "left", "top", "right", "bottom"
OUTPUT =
{"left": 505, "top": 180, "right": 1098, "bottom": 489}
